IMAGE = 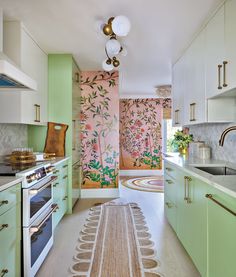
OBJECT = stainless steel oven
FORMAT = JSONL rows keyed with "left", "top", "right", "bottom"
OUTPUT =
{"left": 23, "top": 204, "right": 58, "bottom": 277}
{"left": 22, "top": 175, "right": 56, "bottom": 227}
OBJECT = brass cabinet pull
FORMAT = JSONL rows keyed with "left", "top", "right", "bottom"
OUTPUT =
{"left": 165, "top": 167, "right": 172, "bottom": 172}
{"left": 190, "top": 103, "right": 196, "bottom": 122}
{"left": 218, "top": 64, "right": 223, "bottom": 90}
{"left": 205, "top": 194, "right": 236, "bottom": 216}
{"left": 184, "top": 176, "right": 188, "bottom": 201}
{"left": 63, "top": 164, "right": 68, "bottom": 168}
{"left": 63, "top": 175, "right": 68, "bottom": 179}
{"left": 174, "top": 109, "right": 179, "bottom": 124}
{"left": 0, "top": 269, "right": 9, "bottom": 277}
{"left": 53, "top": 170, "right": 59, "bottom": 174}
{"left": 186, "top": 176, "right": 192, "bottom": 203}
{"left": 0, "top": 200, "right": 8, "bottom": 207}
{"left": 165, "top": 202, "right": 173, "bottom": 208}
{"left": 0, "top": 224, "right": 8, "bottom": 232}
{"left": 53, "top": 182, "right": 59, "bottom": 187}
{"left": 63, "top": 196, "right": 68, "bottom": 201}
{"left": 34, "top": 104, "right": 41, "bottom": 122}
{"left": 223, "top": 61, "right": 228, "bottom": 87}
{"left": 165, "top": 179, "right": 173, "bottom": 184}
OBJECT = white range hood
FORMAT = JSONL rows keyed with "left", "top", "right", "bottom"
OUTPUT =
{"left": 0, "top": 9, "right": 37, "bottom": 91}
{"left": 0, "top": 59, "right": 37, "bottom": 90}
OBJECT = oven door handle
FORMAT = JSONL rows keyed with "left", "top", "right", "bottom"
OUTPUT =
{"left": 29, "top": 176, "right": 57, "bottom": 196}
{"left": 30, "top": 204, "right": 58, "bottom": 234}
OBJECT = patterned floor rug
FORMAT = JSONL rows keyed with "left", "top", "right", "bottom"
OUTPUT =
{"left": 122, "top": 176, "right": 164, "bottom": 193}
{"left": 70, "top": 202, "right": 162, "bottom": 277}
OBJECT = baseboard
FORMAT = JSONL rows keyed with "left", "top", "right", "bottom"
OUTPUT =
{"left": 119, "top": 170, "right": 163, "bottom": 176}
{"left": 81, "top": 188, "right": 120, "bottom": 198}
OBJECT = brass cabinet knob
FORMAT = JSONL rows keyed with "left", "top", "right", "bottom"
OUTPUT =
{"left": 0, "top": 200, "right": 8, "bottom": 207}
{"left": 1, "top": 269, "right": 9, "bottom": 277}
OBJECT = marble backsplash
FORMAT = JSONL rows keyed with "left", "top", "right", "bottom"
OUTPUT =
{"left": 189, "top": 123, "right": 236, "bottom": 163}
{"left": 0, "top": 124, "right": 28, "bottom": 155}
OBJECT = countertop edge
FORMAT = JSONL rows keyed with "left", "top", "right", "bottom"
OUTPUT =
{"left": 0, "top": 176, "right": 23, "bottom": 192}
{"left": 164, "top": 155, "right": 236, "bottom": 199}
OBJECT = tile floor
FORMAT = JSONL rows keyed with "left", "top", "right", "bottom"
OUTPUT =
{"left": 36, "top": 180, "right": 200, "bottom": 277}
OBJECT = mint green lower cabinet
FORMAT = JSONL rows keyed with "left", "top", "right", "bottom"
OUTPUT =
{"left": 206, "top": 186, "right": 236, "bottom": 277}
{"left": 177, "top": 174, "right": 207, "bottom": 277}
{"left": 0, "top": 202, "right": 21, "bottom": 277}
{"left": 52, "top": 161, "right": 69, "bottom": 230}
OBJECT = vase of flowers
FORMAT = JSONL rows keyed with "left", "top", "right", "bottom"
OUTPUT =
{"left": 172, "top": 130, "right": 193, "bottom": 155}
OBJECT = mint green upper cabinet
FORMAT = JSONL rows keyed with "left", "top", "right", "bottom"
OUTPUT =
{"left": 177, "top": 173, "right": 207, "bottom": 277}
{"left": 224, "top": 0, "right": 236, "bottom": 93}
{"left": 206, "top": 5, "right": 225, "bottom": 98}
{"left": 206, "top": 186, "right": 236, "bottom": 277}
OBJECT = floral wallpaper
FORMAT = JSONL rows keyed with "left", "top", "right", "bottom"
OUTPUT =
{"left": 120, "top": 98, "right": 171, "bottom": 170}
{"left": 80, "top": 71, "right": 119, "bottom": 189}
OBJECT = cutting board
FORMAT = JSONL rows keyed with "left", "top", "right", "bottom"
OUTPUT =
{"left": 44, "top": 122, "right": 68, "bottom": 157}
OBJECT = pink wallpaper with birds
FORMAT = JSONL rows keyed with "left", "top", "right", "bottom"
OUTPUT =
{"left": 80, "top": 71, "right": 119, "bottom": 189}
{"left": 120, "top": 98, "right": 171, "bottom": 170}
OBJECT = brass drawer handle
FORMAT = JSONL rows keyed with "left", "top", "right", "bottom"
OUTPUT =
{"left": 165, "top": 179, "right": 173, "bottom": 184}
{"left": 165, "top": 202, "right": 173, "bottom": 208}
{"left": 223, "top": 61, "right": 228, "bottom": 87}
{"left": 184, "top": 176, "right": 192, "bottom": 203}
{"left": 218, "top": 64, "right": 222, "bottom": 90}
{"left": 63, "top": 164, "right": 68, "bottom": 168}
{"left": 0, "top": 269, "right": 8, "bottom": 277}
{"left": 165, "top": 167, "right": 173, "bottom": 172}
{"left": 53, "top": 170, "right": 59, "bottom": 174}
{"left": 206, "top": 194, "right": 236, "bottom": 216}
{"left": 0, "top": 224, "right": 8, "bottom": 232}
{"left": 0, "top": 200, "right": 8, "bottom": 207}
{"left": 53, "top": 183, "right": 59, "bottom": 187}
{"left": 63, "top": 196, "right": 68, "bottom": 201}
{"left": 190, "top": 103, "right": 196, "bottom": 122}
{"left": 34, "top": 104, "right": 41, "bottom": 122}
{"left": 63, "top": 175, "right": 68, "bottom": 179}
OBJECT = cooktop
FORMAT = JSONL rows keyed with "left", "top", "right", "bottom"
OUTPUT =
{"left": 0, "top": 162, "right": 45, "bottom": 176}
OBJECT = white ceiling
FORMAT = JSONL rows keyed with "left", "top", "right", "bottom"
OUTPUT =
{"left": 0, "top": 0, "right": 223, "bottom": 97}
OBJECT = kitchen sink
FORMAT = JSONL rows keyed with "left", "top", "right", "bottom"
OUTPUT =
{"left": 194, "top": 166, "right": 236, "bottom": 175}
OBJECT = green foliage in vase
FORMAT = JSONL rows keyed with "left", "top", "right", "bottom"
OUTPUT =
{"left": 172, "top": 130, "right": 193, "bottom": 149}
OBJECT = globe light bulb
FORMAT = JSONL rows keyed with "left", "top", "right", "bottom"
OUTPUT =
{"left": 102, "top": 59, "right": 114, "bottom": 71}
{"left": 112, "top": 15, "right": 131, "bottom": 37}
{"left": 106, "top": 38, "right": 121, "bottom": 55}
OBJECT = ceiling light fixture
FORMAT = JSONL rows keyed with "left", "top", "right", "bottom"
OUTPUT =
{"left": 155, "top": 85, "right": 172, "bottom": 98}
{"left": 101, "top": 15, "right": 131, "bottom": 71}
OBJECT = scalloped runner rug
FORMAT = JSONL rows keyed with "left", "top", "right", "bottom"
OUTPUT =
{"left": 70, "top": 202, "right": 162, "bottom": 277}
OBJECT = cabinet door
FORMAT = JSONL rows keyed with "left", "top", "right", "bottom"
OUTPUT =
{"left": 21, "top": 28, "right": 48, "bottom": 125}
{"left": 206, "top": 187, "right": 236, "bottom": 277}
{"left": 177, "top": 174, "right": 207, "bottom": 277}
{"left": 224, "top": 0, "right": 236, "bottom": 92}
{"left": 184, "top": 31, "right": 206, "bottom": 125}
{"left": 172, "top": 57, "right": 185, "bottom": 127}
{"left": 205, "top": 5, "right": 225, "bottom": 98}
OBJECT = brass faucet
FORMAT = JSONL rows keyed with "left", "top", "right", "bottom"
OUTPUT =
{"left": 219, "top": 126, "right": 236, "bottom": 146}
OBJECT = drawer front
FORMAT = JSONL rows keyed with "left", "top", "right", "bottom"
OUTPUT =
{"left": 164, "top": 195, "right": 177, "bottom": 232}
{"left": 164, "top": 162, "right": 178, "bottom": 180}
{"left": 0, "top": 183, "right": 21, "bottom": 216}
{"left": 164, "top": 177, "right": 176, "bottom": 204}
{"left": 0, "top": 204, "right": 21, "bottom": 277}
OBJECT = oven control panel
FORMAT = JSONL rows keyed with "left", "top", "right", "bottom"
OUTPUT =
{"left": 26, "top": 167, "right": 49, "bottom": 183}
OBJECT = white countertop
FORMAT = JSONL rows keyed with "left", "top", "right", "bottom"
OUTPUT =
{"left": 50, "top": 156, "right": 70, "bottom": 166}
{"left": 0, "top": 176, "right": 23, "bottom": 192}
{"left": 164, "top": 153, "right": 236, "bottom": 198}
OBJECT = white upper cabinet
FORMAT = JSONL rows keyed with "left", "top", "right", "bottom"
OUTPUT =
{"left": 224, "top": 0, "right": 236, "bottom": 93}
{"left": 184, "top": 30, "right": 206, "bottom": 125}
{"left": 0, "top": 22, "right": 48, "bottom": 125}
{"left": 172, "top": 0, "right": 236, "bottom": 126}
{"left": 205, "top": 6, "right": 225, "bottom": 98}
{"left": 172, "top": 56, "right": 185, "bottom": 127}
